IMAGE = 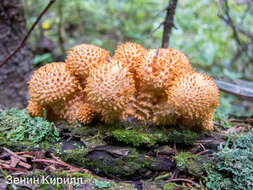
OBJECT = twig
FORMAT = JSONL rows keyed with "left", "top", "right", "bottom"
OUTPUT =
{"left": 170, "top": 169, "right": 179, "bottom": 179}
{"left": 33, "top": 158, "right": 81, "bottom": 171}
{"left": 161, "top": 0, "right": 178, "bottom": 48}
{"left": 197, "top": 149, "right": 211, "bottom": 155}
{"left": 150, "top": 21, "right": 164, "bottom": 35}
{"left": 167, "top": 178, "right": 200, "bottom": 188}
{"left": 218, "top": 0, "right": 241, "bottom": 45}
{"left": 218, "top": 0, "right": 253, "bottom": 66}
{"left": 0, "top": 0, "right": 56, "bottom": 68}
{"left": 2, "top": 147, "right": 26, "bottom": 162}
{"left": 0, "top": 166, "right": 27, "bottom": 173}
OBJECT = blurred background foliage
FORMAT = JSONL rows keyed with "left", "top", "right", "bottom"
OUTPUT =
{"left": 23, "top": 0, "right": 253, "bottom": 118}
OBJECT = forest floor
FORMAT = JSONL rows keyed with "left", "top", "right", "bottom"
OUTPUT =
{"left": 0, "top": 107, "right": 252, "bottom": 190}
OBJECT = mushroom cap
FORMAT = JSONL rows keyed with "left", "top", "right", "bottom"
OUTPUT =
{"left": 66, "top": 44, "right": 111, "bottom": 79}
{"left": 113, "top": 42, "right": 146, "bottom": 73}
{"left": 28, "top": 62, "right": 80, "bottom": 106}
{"left": 166, "top": 71, "right": 219, "bottom": 130}
{"left": 26, "top": 100, "right": 60, "bottom": 121}
{"left": 26, "top": 100, "right": 43, "bottom": 117}
{"left": 52, "top": 92, "right": 95, "bottom": 124}
{"left": 136, "top": 48, "right": 193, "bottom": 89}
{"left": 85, "top": 59, "right": 135, "bottom": 123}
{"left": 78, "top": 103, "right": 95, "bottom": 124}
{"left": 122, "top": 84, "right": 163, "bottom": 123}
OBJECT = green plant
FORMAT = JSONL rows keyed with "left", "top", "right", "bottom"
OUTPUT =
{"left": 33, "top": 53, "right": 53, "bottom": 66}
{"left": 204, "top": 130, "right": 253, "bottom": 190}
{"left": 0, "top": 108, "right": 59, "bottom": 143}
{"left": 94, "top": 179, "right": 111, "bottom": 189}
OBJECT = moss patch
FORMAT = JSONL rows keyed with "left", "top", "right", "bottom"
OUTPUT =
{"left": 163, "top": 183, "right": 189, "bottom": 190}
{"left": 105, "top": 121, "right": 199, "bottom": 147}
{"left": 174, "top": 152, "right": 204, "bottom": 177}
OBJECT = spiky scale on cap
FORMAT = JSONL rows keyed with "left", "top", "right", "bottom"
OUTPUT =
{"left": 136, "top": 48, "right": 193, "bottom": 89}
{"left": 78, "top": 104, "right": 95, "bottom": 124}
{"left": 26, "top": 100, "right": 60, "bottom": 121}
{"left": 165, "top": 71, "right": 219, "bottom": 131}
{"left": 66, "top": 44, "right": 110, "bottom": 79}
{"left": 51, "top": 92, "right": 95, "bottom": 124}
{"left": 85, "top": 59, "right": 135, "bottom": 123}
{"left": 28, "top": 62, "right": 80, "bottom": 106}
{"left": 26, "top": 100, "right": 43, "bottom": 117}
{"left": 113, "top": 42, "right": 147, "bottom": 72}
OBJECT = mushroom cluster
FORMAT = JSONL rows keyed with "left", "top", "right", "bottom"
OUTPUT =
{"left": 27, "top": 42, "right": 219, "bottom": 131}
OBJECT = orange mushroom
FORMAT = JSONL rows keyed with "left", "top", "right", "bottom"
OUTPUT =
{"left": 164, "top": 71, "right": 219, "bottom": 130}
{"left": 27, "top": 62, "right": 94, "bottom": 124}
{"left": 66, "top": 44, "right": 111, "bottom": 81}
{"left": 85, "top": 59, "right": 135, "bottom": 123}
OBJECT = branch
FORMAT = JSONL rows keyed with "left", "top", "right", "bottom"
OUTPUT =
{"left": 0, "top": 0, "right": 56, "bottom": 68}
{"left": 218, "top": 0, "right": 253, "bottom": 66}
{"left": 218, "top": 0, "right": 241, "bottom": 45}
{"left": 214, "top": 79, "right": 253, "bottom": 101}
{"left": 57, "top": 0, "right": 65, "bottom": 54}
{"left": 161, "top": 0, "right": 178, "bottom": 48}
{"left": 167, "top": 178, "right": 200, "bottom": 188}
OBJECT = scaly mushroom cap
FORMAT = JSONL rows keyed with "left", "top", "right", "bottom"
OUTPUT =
{"left": 85, "top": 59, "right": 135, "bottom": 123}
{"left": 152, "top": 95, "right": 178, "bottom": 126}
{"left": 121, "top": 83, "right": 163, "bottom": 123}
{"left": 165, "top": 71, "right": 219, "bottom": 131}
{"left": 136, "top": 48, "right": 193, "bottom": 89}
{"left": 113, "top": 42, "right": 146, "bottom": 72}
{"left": 26, "top": 100, "right": 43, "bottom": 117}
{"left": 66, "top": 44, "right": 110, "bottom": 80}
{"left": 28, "top": 62, "right": 80, "bottom": 105}
{"left": 26, "top": 100, "right": 60, "bottom": 121}
{"left": 52, "top": 92, "right": 95, "bottom": 124}
{"left": 78, "top": 104, "right": 95, "bottom": 124}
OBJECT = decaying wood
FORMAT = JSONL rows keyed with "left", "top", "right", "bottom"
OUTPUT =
{"left": 214, "top": 79, "right": 253, "bottom": 101}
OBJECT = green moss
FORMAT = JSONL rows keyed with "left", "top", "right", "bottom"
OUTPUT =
{"left": 64, "top": 118, "right": 199, "bottom": 148}
{"left": 111, "top": 128, "right": 167, "bottom": 146}
{"left": 85, "top": 148, "right": 143, "bottom": 177}
{"left": 174, "top": 152, "right": 203, "bottom": 177}
{"left": 57, "top": 171, "right": 94, "bottom": 179}
{"left": 163, "top": 183, "right": 189, "bottom": 190}
{"left": 60, "top": 146, "right": 155, "bottom": 178}
{"left": 61, "top": 148, "right": 89, "bottom": 166}
{"left": 106, "top": 121, "right": 199, "bottom": 147}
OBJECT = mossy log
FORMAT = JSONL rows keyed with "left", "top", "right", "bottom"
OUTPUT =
{"left": 0, "top": 108, "right": 227, "bottom": 189}
{"left": 0, "top": 119, "right": 225, "bottom": 181}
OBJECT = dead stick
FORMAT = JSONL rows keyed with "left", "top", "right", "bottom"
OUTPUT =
{"left": 0, "top": 166, "right": 27, "bottom": 173}
{"left": 32, "top": 159, "right": 81, "bottom": 171}
{"left": 0, "top": 0, "right": 56, "bottom": 68}
{"left": 167, "top": 178, "right": 200, "bottom": 188}
{"left": 2, "top": 147, "right": 26, "bottom": 162}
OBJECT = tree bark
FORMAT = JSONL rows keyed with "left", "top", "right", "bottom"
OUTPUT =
{"left": 0, "top": 0, "right": 33, "bottom": 108}
{"left": 161, "top": 0, "right": 178, "bottom": 48}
